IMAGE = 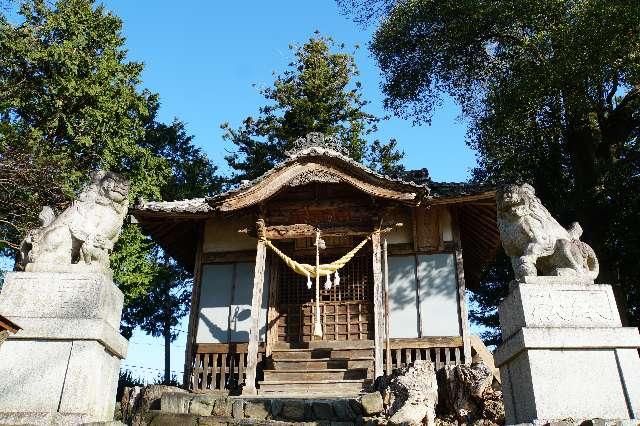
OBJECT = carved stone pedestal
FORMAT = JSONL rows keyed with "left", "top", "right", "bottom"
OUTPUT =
{"left": 495, "top": 278, "right": 640, "bottom": 424}
{"left": 0, "top": 272, "right": 128, "bottom": 425}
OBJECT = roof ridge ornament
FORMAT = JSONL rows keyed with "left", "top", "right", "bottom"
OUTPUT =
{"left": 286, "top": 132, "right": 349, "bottom": 157}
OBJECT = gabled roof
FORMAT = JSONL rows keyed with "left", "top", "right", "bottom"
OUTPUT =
{"left": 131, "top": 134, "right": 500, "bottom": 282}
{"left": 134, "top": 133, "right": 431, "bottom": 215}
{"left": 208, "top": 146, "right": 428, "bottom": 212}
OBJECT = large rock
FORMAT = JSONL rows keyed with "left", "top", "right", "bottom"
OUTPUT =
{"left": 244, "top": 401, "right": 269, "bottom": 419}
{"left": 281, "top": 400, "right": 305, "bottom": 421}
{"left": 442, "top": 362, "right": 504, "bottom": 425}
{"left": 360, "top": 392, "right": 384, "bottom": 416}
{"left": 122, "top": 385, "right": 188, "bottom": 426}
{"left": 380, "top": 360, "right": 438, "bottom": 426}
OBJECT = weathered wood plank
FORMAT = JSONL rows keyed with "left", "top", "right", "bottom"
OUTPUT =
{"left": 452, "top": 208, "right": 472, "bottom": 364}
{"left": 211, "top": 353, "right": 218, "bottom": 390}
{"left": 388, "top": 336, "right": 463, "bottom": 349}
{"left": 428, "top": 192, "right": 496, "bottom": 205}
{"left": 266, "top": 255, "right": 279, "bottom": 357}
{"left": 383, "top": 238, "right": 392, "bottom": 376}
{"left": 371, "top": 231, "right": 384, "bottom": 379}
{"left": 221, "top": 353, "right": 227, "bottom": 391}
{"left": 244, "top": 220, "right": 268, "bottom": 395}
{"left": 239, "top": 222, "right": 402, "bottom": 240}
{"left": 196, "top": 342, "right": 265, "bottom": 354}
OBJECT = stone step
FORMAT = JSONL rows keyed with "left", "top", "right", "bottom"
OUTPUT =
{"left": 330, "top": 349, "right": 373, "bottom": 359}
{"left": 263, "top": 368, "right": 369, "bottom": 381}
{"left": 258, "top": 379, "right": 371, "bottom": 396}
{"left": 271, "top": 349, "right": 332, "bottom": 360}
{"left": 271, "top": 357, "right": 374, "bottom": 370}
{"left": 273, "top": 340, "right": 374, "bottom": 350}
{"left": 271, "top": 347, "right": 374, "bottom": 361}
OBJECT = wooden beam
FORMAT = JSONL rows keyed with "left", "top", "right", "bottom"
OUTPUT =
{"left": 428, "top": 192, "right": 496, "bottom": 205}
{"left": 239, "top": 222, "right": 403, "bottom": 240}
{"left": 388, "top": 336, "right": 463, "bottom": 349}
{"left": 195, "top": 342, "right": 265, "bottom": 354}
{"left": 244, "top": 219, "right": 267, "bottom": 395}
{"left": 182, "top": 225, "right": 204, "bottom": 388}
{"left": 372, "top": 231, "right": 384, "bottom": 379}
{"left": 452, "top": 208, "right": 472, "bottom": 364}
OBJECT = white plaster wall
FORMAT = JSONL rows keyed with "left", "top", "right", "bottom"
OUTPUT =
{"left": 439, "top": 207, "right": 453, "bottom": 242}
{"left": 196, "top": 264, "right": 234, "bottom": 343}
{"left": 195, "top": 262, "right": 269, "bottom": 344}
{"left": 417, "top": 253, "right": 460, "bottom": 336}
{"left": 387, "top": 256, "right": 419, "bottom": 338}
{"left": 387, "top": 253, "right": 461, "bottom": 338}
{"left": 229, "top": 262, "right": 269, "bottom": 342}
{"left": 202, "top": 216, "right": 256, "bottom": 253}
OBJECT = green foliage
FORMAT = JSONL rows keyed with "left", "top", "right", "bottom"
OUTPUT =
{"left": 0, "top": 0, "right": 220, "bottom": 342}
{"left": 222, "top": 33, "right": 403, "bottom": 185}
{"left": 343, "top": 0, "right": 640, "bottom": 332}
{"left": 141, "top": 102, "right": 221, "bottom": 201}
{"left": 111, "top": 224, "right": 159, "bottom": 337}
{"left": 153, "top": 372, "right": 180, "bottom": 387}
{"left": 0, "top": 0, "right": 169, "bottom": 256}
{"left": 124, "top": 252, "right": 191, "bottom": 341}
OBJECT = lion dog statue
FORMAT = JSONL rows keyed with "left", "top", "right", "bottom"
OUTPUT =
{"left": 20, "top": 170, "right": 130, "bottom": 271}
{"left": 496, "top": 183, "right": 599, "bottom": 281}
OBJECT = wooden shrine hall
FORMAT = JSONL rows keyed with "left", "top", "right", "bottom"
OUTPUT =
{"left": 132, "top": 133, "right": 500, "bottom": 396}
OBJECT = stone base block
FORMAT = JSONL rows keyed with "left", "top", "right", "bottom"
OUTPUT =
{"left": 0, "top": 339, "right": 121, "bottom": 423}
{"left": 499, "top": 282, "right": 622, "bottom": 339}
{"left": 496, "top": 282, "right": 640, "bottom": 424}
{"left": 0, "top": 272, "right": 127, "bottom": 424}
{"left": 498, "top": 343, "right": 640, "bottom": 423}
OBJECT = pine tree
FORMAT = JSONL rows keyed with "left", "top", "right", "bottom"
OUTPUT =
{"left": 222, "top": 33, "right": 404, "bottom": 186}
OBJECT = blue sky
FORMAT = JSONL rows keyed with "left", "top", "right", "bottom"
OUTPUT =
{"left": 104, "top": 0, "right": 476, "bottom": 182}
{"left": 4, "top": 1, "right": 479, "bottom": 382}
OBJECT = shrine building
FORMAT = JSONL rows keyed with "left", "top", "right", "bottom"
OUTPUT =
{"left": 132, "top": 133, "right": 500, "bottom": 396}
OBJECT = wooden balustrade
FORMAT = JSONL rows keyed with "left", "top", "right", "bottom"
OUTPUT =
{"left": 383, "top": 336, "right": 466, "bottom": 374}
{"left": 190, "top": 343, "right": 265, "bottom": 393}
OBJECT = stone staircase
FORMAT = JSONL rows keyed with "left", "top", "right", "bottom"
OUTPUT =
{"left": 258, "top": 340, "right": 375, "bottom": 396}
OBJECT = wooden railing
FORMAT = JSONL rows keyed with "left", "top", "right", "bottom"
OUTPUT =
{"left": 383, "top": 336, "right": 466, "bottom": 374}
{"left": 190, "top": 343, "right": 265, "bottom": 393}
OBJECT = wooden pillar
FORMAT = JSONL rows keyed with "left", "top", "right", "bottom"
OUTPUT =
{"left": 244, "top": 219, "right": 267, "bottom": 394}
{"left": 372, "top": 231, "right": 384, "bottom": 379}
{"left": 182, "top": 224, "right": 204, "bottom": 389}
{"left": 383, "top": 238, "right": 391, "bottom": 376}
{"left": 265, "top": 255, "right": 279, "bottom": 357}
{"left": 452, "top": 208, "right": 472, "bottom": 364}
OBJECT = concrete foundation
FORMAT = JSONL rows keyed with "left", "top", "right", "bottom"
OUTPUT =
{"left": 495, "top": 278, "right": 640, "bottom": 424}
{"left": 0, "top": 272, "right": 127, "bottom": 425}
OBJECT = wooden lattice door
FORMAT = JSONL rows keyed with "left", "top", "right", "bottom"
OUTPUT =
{"left": 275, "top": 241, "right": 374, "bottom": 342}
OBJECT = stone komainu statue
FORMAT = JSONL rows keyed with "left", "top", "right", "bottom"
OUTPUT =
{"left": 20, "top": 171, "right": 130, "bottom": 271}
{"left": 496, "top": 183, "right": 599, "bottom": 281}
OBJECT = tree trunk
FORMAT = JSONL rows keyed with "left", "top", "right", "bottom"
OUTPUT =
{"left": 164, "top": 319, "right": 171, "bottom": 384}
{"left": 563, "top": 107, "right": 631, "bottom": 324}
